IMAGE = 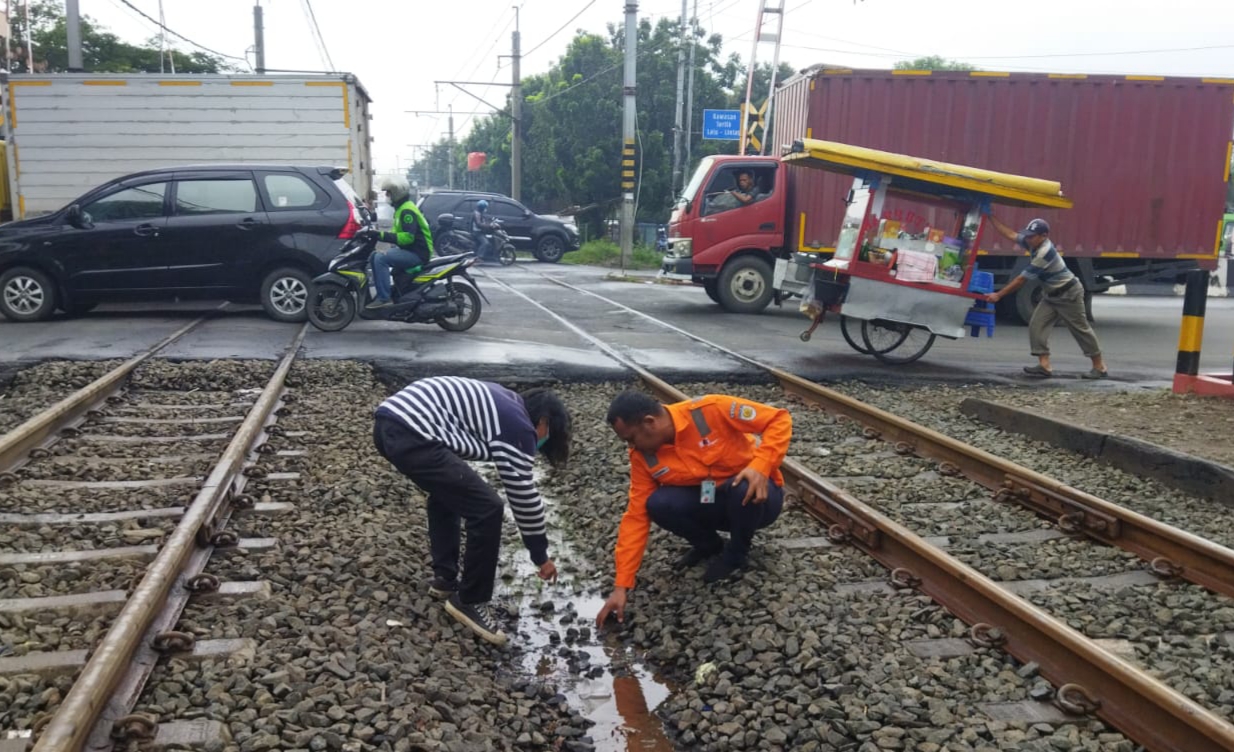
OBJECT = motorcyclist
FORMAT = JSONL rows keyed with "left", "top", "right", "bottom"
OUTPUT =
{"left": 368, "top": 177, "right": 433, "bottom": 309}
{"left": 471, "top": 199, "right": 499, "bottom": 263}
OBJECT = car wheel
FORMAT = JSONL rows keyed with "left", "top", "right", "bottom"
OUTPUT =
{"left": 534, "top": 234, "right": 567, "bottom": 263}
{"left": 261, "top": 267, "right": 312, "bottom": 322}
{"left": 716, "top": 256, "right": 773, "bottom": 314}
{"left": 0, "top": 266, "right": 58, "bottom": 322}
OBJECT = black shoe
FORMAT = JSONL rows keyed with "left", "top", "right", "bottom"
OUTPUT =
{"left": 702, "top": 557, "right": 744, "bottom": 584}
{"left": 427, "top": 577, "right": 457, "bottom": 599}
{"left": 674, "top": 542, "right": 723, "bottom": 571}
{"left": 445, "top": 594, "right": 508, "bottom": 646}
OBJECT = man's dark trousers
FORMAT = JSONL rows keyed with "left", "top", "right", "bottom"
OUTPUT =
{"left": 373, "top": 415, "right": 503, "bottom": 603}
{"left": 646, "top": 480, "right": 784, "bottom": 565}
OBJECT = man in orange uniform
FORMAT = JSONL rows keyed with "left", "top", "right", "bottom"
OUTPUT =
{"left": 595, "top": 390, "right": 792, "bottom": 627}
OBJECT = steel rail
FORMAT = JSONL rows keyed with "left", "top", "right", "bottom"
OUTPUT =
{"left": 0, "top": 316, "right": 212, "bottom": 474}
{"left": 506, "top": 273, "right": 1234, "bottom": 752}
{"left": 32, "top": 324, "right": 308, "bottom": 752}
{"left": 539, "top": 275, "right": 1234, "bottom": 600}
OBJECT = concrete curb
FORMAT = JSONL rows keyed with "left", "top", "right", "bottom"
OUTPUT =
{"left": 959, "top": 398, "right": 1234, "bottom": 507}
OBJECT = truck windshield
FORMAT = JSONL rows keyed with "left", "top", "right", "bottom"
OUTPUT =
{"left": 678, "top": 157, "right": 716, "bottom": 206}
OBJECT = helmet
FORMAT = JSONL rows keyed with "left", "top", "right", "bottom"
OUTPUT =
{"left": 379, "top": 176, "right": 410, "bottom": 205}
{"left": 476, "top": 199, "right": 489, "bottom": 211}
{"left": 436, "top": 213, "right": 455, "bottom": 230}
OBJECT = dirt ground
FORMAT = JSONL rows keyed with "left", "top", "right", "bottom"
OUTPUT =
{"left": 968, "top": 385, "right": 1234, "bottom": 468}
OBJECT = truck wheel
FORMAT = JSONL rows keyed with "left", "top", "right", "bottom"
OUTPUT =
{"left": 534, "top": 234, "right": 567, "bottom": 263}
{"left": 716, "top": 256, "right": 773, "bottom": 314}
{"left": 261, "top": 267, "right": 312, "bottom": 322}
{"left": 1, "top": 266, "right": 58, "bottom": 322}
{"left": 703, "top": 280, "right": 720, "bottom": 304}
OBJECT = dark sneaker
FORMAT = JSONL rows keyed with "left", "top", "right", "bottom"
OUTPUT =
{"left": 445, "top": 594, "right": 508, "bottom": 646}
{"left": 674, "top": 541, "right": 723, "bottom": 571}
{"left": 427, "top": 577, "right": 457, "bottom": 599}
{"left": 366, "top": 299, "right": 393, "bottom": 309}
{"left": 703, "top": 557, "right": 744, "bottom": 584}
{"left": 1081, "top": 368, "right": 1109, "bottom": 380}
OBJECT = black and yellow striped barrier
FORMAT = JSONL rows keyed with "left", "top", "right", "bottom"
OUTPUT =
{"left": 1173, "top": 269, "right": 1234, "bottom": 397}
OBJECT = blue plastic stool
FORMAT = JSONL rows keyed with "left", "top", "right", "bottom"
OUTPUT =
{"left": 965, "top": 306, "right": 996, "bottom": 337}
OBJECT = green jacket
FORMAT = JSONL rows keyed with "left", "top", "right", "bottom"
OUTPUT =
{"left": 378, "top": 199, "right": 433, "bottom": 259}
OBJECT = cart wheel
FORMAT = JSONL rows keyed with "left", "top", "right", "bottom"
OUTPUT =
{"left": 861, "top": 319, "right": 936, "bottom": 365}
{"left": 840, "top": 315, "right": 871, "bottom": 354}
{"left": 799, "top": 331, "right": 812, "bottom": 342}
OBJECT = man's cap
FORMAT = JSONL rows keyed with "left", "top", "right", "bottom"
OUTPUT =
{"left": 1020, "top": 218, "right": 1050, "bottom": 236}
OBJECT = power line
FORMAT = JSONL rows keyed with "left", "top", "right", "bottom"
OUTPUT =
{"left": 523, "top": 0, "right": 598, "bottom": 60}
{"left": 114, "top": 0, "right": 246, "bottom": 61}
{"left": 300, "top": 0, "right": 335, "bottom": 71}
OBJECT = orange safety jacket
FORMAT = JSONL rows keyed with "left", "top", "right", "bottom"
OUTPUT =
{"left": 613, "top": 394, "right": 792, "bottom": 589}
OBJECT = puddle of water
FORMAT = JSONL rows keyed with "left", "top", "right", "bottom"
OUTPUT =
{"left": 491, "top": 471, "right": 677, "bottom": 751}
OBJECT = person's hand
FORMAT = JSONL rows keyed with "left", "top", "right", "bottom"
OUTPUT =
{"left": 985, "top": 292, "right": 1001, "bottom": 303}
{"left": 595, "top": 588, "right": 627, "bottom": 629}
{"left": 537, "top": 559, "right": 558, "bottom": 583}
{"left": 729, "top": 466, "right": 769, "bottom": 504}
{"left": 356, "top": 229, "right": 379, "bottom": 243}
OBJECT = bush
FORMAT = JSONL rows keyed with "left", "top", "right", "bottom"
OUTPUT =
{"left": 563, "top": 240, "right": 662, "bottom": 269}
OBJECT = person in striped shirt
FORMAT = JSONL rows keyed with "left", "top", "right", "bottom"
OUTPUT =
{"left": 373, "top": 376, "right": 571, "bottom": 646}
{"left": 985, "top": 216, "right": 1109, "bottom": 379}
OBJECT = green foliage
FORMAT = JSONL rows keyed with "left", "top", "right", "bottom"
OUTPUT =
{"left": 413, "top": 19, "right": 794, "bottom": 239}
{"left": 9, "top": 0, "right": 233, "bottom": 73}
{"left": 562, "top": 240, "right": 662, "bottom": 269}
{"left": 893, "top": 55, "right": 976, "bottom": 71}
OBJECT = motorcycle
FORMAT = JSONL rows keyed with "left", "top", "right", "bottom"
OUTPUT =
{"left": 306, "top": 231, "right": 488, "bottom": 333}
{"left": 434, "top": 213, "right": 516, "bottom": 266}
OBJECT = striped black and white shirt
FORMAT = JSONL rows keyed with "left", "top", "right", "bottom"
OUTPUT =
{"left": 375, "top": 376, "right": 548, "bottom": 564}
{"left": 1019, "top": 237, "right": 1077, "bottom": 294}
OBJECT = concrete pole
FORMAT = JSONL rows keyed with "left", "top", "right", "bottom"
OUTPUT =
{"left": 511, "top": 9, "right": 522, "bottom": 201}
{"left": 448, "top": 105, "right": 455, "bottom": 190}
{"left": 671, "top": 0, "right": 686, "bottom": 196}
{"left": 684, "top": 0, "right": 696, "bottom": 181}
{"left": 22, "top": 0, "right": 33, "bottom": 73}
{"left": 620, "top": 1, "right": 638, "bottom": 271}
{"left": 253, "top": 3, "right": 266, "bottom": 73}
{"left": 65, "top": 0, "right": 83, "bottom": 71}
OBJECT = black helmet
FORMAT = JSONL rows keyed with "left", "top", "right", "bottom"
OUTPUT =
{"left": 436, "top": 213, "right": 455, "bottom": 230}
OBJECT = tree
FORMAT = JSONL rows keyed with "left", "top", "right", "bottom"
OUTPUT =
{"left": 9, "top": 0, "right": 234, "bottom": 74}
{"left": 893, "top": 55, "right": 976, "bottom": 71}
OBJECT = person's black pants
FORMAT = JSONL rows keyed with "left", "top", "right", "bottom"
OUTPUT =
{"left": 645, "top": 480, "right": 784, "bottom": 565}
{"left": 373, "top": 415, "right": 504, "bottom": 604}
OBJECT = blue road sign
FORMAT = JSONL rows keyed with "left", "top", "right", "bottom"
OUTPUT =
{"left": 702, "top": 109, "right": 741, "bottom": 140}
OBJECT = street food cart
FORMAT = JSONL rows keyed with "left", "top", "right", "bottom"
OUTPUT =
{"left": 778, "top": 139, "right": 1074, "bottom": 364}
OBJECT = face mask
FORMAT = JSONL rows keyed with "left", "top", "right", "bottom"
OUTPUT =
{"left": 537, "top": 433, "right": 549, "bottom": 450}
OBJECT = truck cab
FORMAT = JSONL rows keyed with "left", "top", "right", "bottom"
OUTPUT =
{"left": 663, "top": 156, "right": 787, "bottom": 312}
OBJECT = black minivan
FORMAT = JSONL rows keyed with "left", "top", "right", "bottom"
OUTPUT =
{"left": 0, "top": 165, "right": 367, "bottom": 322}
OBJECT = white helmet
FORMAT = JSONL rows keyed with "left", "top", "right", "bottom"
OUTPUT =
{"left": 380, "top": 176, "right": 410, "bottom": 205}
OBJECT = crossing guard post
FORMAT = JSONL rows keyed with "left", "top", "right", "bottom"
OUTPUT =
{"left": 1172, "top": 269, "right": 1234, "bottom": 397}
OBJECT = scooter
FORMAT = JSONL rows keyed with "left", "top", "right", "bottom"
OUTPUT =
{"left": 434, "top": 214, "right": 516, "bottom": 266}
{"left": 306, "top": 231, "right": 488, "bottom": 333}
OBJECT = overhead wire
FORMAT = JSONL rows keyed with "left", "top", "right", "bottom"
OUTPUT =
{"left": 114, "top": 0, "right": 247, "bottom": 61}
{"left": 300, "top": 0, "right": 335, "bottom": 71}
{"left": 522, "top": 0, "right": 599, "bottom": 60}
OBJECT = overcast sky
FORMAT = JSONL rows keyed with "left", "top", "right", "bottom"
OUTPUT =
{"left": 79, "top": 0, "right": 1234, "bottom": 174}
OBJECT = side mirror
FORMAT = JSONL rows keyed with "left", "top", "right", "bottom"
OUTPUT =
{"left": 66, "top": 204, "right": 91, "bottom": 229}
{"left": 523, "top": 209, "right": 532, "bottom": 218}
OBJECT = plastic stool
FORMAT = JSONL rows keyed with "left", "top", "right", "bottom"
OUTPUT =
{"left": 965, "top": 306, "right": 996, "bottom": 337}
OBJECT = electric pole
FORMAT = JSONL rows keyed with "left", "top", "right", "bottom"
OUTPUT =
{"left": 685, "top": 0, "right": 697, "bottom": 180}
{"left": 65, "top": 0, "right": 82, "bottom": 71}
{"left": 671, "top": 0, "right": 686, "bottom": 196}
{"left": 160, "top": 0, "right": 174, "bottom": 73}
{"left": 620, "top": 1, "right": 638, "bottom": 270}
{"left": 22, "top": 0, "right": 33, "bottom": 72}
{"left": 511, "top": 8, "right": 523, "bottom": 201}
{"left": 448, "top": 105, "right": 455, "bottom": 190}
{"left": 253, "top": 2, "right": 266, "bottom": 73}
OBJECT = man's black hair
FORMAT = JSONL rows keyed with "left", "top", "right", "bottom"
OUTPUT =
{"left": 522, "top": 387, "right": 571, "bottom": 468}
{"left": 606, "top": 390, "right": 664, "bottom": 426}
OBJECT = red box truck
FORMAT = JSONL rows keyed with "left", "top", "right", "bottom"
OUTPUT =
{"left": 663, "top": 68, "right": 1234, "bottom": 322}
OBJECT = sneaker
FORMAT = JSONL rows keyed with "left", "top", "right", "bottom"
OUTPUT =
{"left": 366, "top": 299, "right": 393, "bottom": 309}
{"left": 1081, "top": 368, "right": 1109, "bottom": 380}
{"left": 674, "top": 541, "right": 723, "bottom": 571}
{"left": 427, "top": 577, "right": 457, "bottom": 599}
{"left": 445, "top": 594, "right": 508, "bottom": 646}
{"left": 702, "top": 557, "right": 744, "bottom": 584}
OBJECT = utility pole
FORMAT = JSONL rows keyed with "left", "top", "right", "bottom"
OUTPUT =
{"left": 4, "top": 0, "right": 12, "bottom": 74}
{"left": 22, "top": 0, "right": 33, "bottom": 73}
{"left": 159, "top": 0, "right": 174, "bottom": 73}
{"left": 511, "top": 8, "right": 523, "bottom": 201}
{"left": 253, "top": 2, "right": 266, "bottom": 74}
{"left": 447, "top": 104, "right": 455, "bottom": 190}
{"left": 65, "top": 0, "right": 82, "bottom": 71}
{"left": 671, "top": 0, "right": 686, "bottom": 196}
{"left": 620, "top": 1, "right": 638, "bottom": 271}
{"left": 684, "top": 0, "right": 697, "bottom": 180}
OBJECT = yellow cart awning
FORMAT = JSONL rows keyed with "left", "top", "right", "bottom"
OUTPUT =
{"left": 783, "top": 138, "right": 1074, "bottom": 209}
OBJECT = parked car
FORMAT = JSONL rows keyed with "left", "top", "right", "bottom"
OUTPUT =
{"left": 0, "top": 165, "right": 368, "bottom": 323}
{"left": 417, "top": 191, "right": 580, "bottom": 263}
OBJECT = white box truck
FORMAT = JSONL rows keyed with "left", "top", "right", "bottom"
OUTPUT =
{"left": 1, "top": 72, "right": 374, "bottom": 220}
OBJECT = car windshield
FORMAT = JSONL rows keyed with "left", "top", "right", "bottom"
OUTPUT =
{"left": 679, "top": 157, "right": 716, "bottom": 205}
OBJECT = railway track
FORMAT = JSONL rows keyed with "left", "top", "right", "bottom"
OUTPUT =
{"left": 0, "top": 322, "right": 307, "bottom": 751}
{"left": 486, "top": 270, "right": 1234, "bottom": 752}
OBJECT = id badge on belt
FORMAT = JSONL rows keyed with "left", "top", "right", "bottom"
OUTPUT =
{"left": 700, "top": 478, "right": 716, "bottom": 504}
